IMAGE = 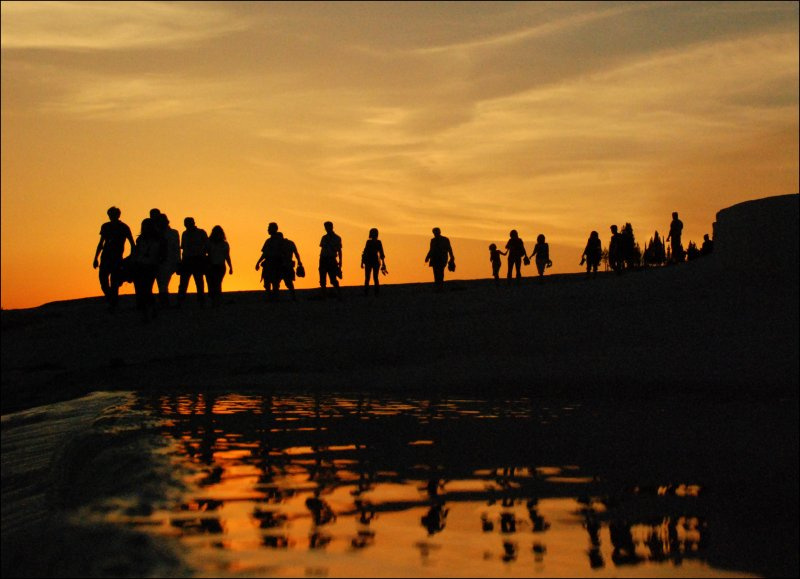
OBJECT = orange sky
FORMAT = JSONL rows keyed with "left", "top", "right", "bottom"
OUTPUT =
{"left": 2, "top": 1, "right": 798, "bottom": 310}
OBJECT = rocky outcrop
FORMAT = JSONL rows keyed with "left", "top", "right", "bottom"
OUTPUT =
{"left": 713, "top": 193, "right": 799, "bottom": 278}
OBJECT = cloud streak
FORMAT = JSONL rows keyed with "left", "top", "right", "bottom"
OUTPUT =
{"left": 1, "top": 1, "right": 248, "bottom": 51}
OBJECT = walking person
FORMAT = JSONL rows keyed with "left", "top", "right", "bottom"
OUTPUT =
{"left": 529, "top": 234, "right": 551, "bottom": 281}
{"left": 132, "top": 217, "right": 165, "bottom": 322}
{"left": 361, "top": 228, "right": 387, "bottom": 296}
{"left": 256, "top": 222, "right": 282, "bottom": 301}
{"left": 505, "top": 229, "right": 528, "bottom": 284}
{"left": 666, "top": 211, "right": 684, "bottom": 264}
{"left": 93, "top": 206, "right": 135, "bottom": 311}
{"left": 205, "top": 225, "right": 233, "bottom": 308}
{"left": 609, "top": 225, "right": 623, "bottom": 273}
{"left": 488, "top": 244, "right": 506, "bottom": 284}
{"left": 156, "top": 213, "right": 180, "bottom": 307}
{"left": 319, "top": 221, "right": 342, "bottom": 300}
{"left": 580, "top": 231, "right": 602, "bottom": 277}
{"left": 177, "top": 217, "right": 209, "bottom": 306}
{"left": 424, "top": 227, "right": 455, "bottom": 292}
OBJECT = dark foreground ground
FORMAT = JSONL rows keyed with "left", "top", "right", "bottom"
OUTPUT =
{"left": 2, "top": 256, "right": 798, "bottom": 414}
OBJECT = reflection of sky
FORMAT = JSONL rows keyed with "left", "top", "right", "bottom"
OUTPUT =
{"left": 2, "top": 1, "right": 798, "bottom": 308}
{"left": 109, "top": 392, "right": 753, "bottom": 578}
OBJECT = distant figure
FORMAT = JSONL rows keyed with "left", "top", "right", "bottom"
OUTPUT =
{"left": 609, "top": 225, "right": 623, "bottom": 273}
{"left": 156, "top": 213, "right": 180, "bottom": 307}
{"left": 93, "top": 206, "right": 135, "bottom": 311}
{"left": 361, "top": 228, "right": 387, "bottom": 296}
{"left": 319, "top": 221, "right": 343, "bottom": 299}
{"left": 701, "top": 233, "right": 714, "bottom": 256}
{"left": 132, "top": 217, "right": 165, "bottom": 322}
{"left": 581, "top": 231, "right": 602, "bottom": 277}
{"left": 505, "top": 230, "right": 528, "bottom": 284}
{"left": 621, "top": 223, "right": 639, "bottom": 270}
{"left": 489, "top": 243, "right": 507, "bottom": 284}
{"left": 424, "top": 227, "right": 455, "bottom": 291}
{"left": 666, "top": 211, "right": 684, "bottom": 263}
{"left": 178, "top": 217, "right": 209, "bottom": 306}
{"left": 205, "top": 225, "right": 233, "bottom": 308}
{"left": 530, "top": 234, "right": 551, "bottom": 280}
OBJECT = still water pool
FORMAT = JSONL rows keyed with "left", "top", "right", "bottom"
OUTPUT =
{"left": 111, "top": 392, "right": 796, "bottom": 577}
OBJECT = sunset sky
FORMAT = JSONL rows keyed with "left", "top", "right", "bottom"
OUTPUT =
{"left": 2, "top": 1, "right": 798, "bottom": 309}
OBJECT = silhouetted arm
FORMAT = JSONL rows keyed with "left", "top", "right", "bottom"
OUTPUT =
{"left": 226, "top": 243, "right": 233, "bottom": 274}
{"left": 93, "top": 235, "right": 104, "bottom": 269}
{"left": 255, "top": 254, "right": 264, "bottom": 270}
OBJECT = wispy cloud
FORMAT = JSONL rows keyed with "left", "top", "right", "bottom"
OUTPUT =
{"left": 1, "top": 1, "right": 248, "bottom": 51}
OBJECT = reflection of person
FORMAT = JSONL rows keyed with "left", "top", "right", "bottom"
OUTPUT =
{"left": 424, "top": 227, "right": 455, "bottom": 291}
{"left": 505, "top": 230, "right": 527, "bottom": 283}
{"left": 666, "top": 211, "right": 684, "bottom": 263}
{"left": 361, "top": 228, "right": 386, "bottom": 296}
{"left": 178, "top": 217, "right": 209, "bottom": 306}
{"left": 489, "top": 244, "right": 506, "bottom": 284}
{"left": 421, "top": 503, "right": 449, "bottom": 536}
{"left": 93, "top": 206, "right": 135, "bottom": 311}
{"left": 581, "top": 231, "right": 602, "bottom": 277}
{"left": 205, "top": 225, "right": 232, "bottom": 308}
{"left": 319, "top": 221, "right": 342, "bottom": 299}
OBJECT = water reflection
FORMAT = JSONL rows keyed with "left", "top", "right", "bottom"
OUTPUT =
{"left": 124, "top": 392, "right": 729, "bottom": 577}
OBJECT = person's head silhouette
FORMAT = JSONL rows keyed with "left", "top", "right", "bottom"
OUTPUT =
{"left": 590, "top": 230, "right": 599, "bottom": 240}
{"left": 610, "top": 225, "right": 618, "bottom": 234}
{"left": 369, "top": 228, "right": 378, "bottom": 239}
{"left": 489, "top": 243, "right": 497, "bottom": 251}
{"left": 432, "top": 227, "right": 441, "bottom": 237}
{"left": 184, "top": 217, "right": 195, "bottom": 229}
{"left": 268, "top": 222, "right": 279, "bottom": 235}
{"left": 672, "top": 212, "right": 679, "bottom": 219}
{"left": 107, "top": 206, "right": 121, "bottom": 221}
{"left": 537, "top": 234, "right": 546, "bottom": 243}
{"left": 324, "top": 221, "right": 334, "bottom": 233}
{"left": 510, "top": 229, "right": 518, "bottom": 239}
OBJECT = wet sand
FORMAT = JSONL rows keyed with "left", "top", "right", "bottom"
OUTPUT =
{"left": 2, "top": 255, "right": 798, "bottom": 414}
{"left": 2, "top": 248, "right": 798, "bottom": 578}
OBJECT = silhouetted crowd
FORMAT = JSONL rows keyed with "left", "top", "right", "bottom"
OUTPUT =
{"left": 94, "top": 206, "right": 714, "bottom": 319}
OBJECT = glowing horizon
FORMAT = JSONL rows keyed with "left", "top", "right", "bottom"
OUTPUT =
{"left": 2, "top": 1, "right": 798, "bottom": 309}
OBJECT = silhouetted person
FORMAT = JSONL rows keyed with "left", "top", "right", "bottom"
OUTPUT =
{"left": 93, "top": 206, "right": 134, "bottom": 311}
{"left": 530, "top": 234, "right": 551, "bottom": 280}
{"left": 425, "top": 227, "right": 455, "bottom": 291}
{"left": 132, "top": 217, "right": 165, "bottom": 322}
{"left": 361, "top": 228, "right": 386, "bottom": 296}
{"left": 489, "top": 243, "right": 507, "bottom": 284}
{"left": 205, "top": 225, "right": 232, "bottom": 308}
{"left": 621, "top": 222, "right": 638, "bottom": 269}
{"left": 666, "top": 211, "right": 684, "bottom": 263}
{"left": 505, "top": 229, "right": 528, "bottom": 284}
{"left": 156, "top": 213, "right": 180, "bottom": 307}
{"left": 277, "top": 232, "right": 302, "bottom": 301}
{"left": 178, "top": 217, "right": 208, "bottom": 306}
{"left": 319, "top": 221, "right": 342, "bottom": 299}
{"left": 256, "top": 222, "right": 283, "bottom": 301}
{"left": 609, "top": 520, "right": 640, "bottom": 565}
{"left": 701, "top": 233, "right": 714, "bottom": 256}
{"left": 581, "top": 231, "right": 602, "bottom": 277}
{"left": 609, "top": 225, "right": 623, "bottom": 273}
